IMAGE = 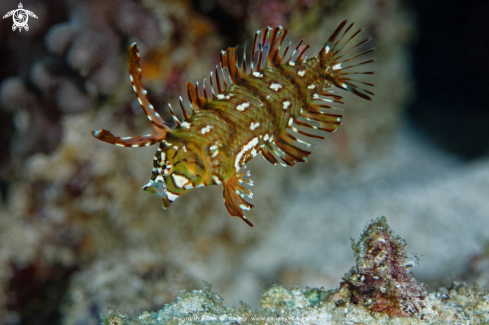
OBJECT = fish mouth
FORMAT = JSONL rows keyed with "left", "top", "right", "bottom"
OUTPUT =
{"left": 142, "top": 179, "right": 166, "bottom": 197}
{"left": 142, "top": 179, "right": 178, "bottom": 209}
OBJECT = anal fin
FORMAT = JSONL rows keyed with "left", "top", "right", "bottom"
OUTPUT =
{"left": 299, "top": 103, "right": 343, "bottom": 133}
{"left": 264, "top": 95, "right": 343, "bottom": 167}
{"left": 223, "top": 171, "right": 254, "bottom": 227}
{"left": 273, "top": 131, "right": 312, "bottom": 166}
{"left": 261, "top": 145, "right": 280, "bottom": 165}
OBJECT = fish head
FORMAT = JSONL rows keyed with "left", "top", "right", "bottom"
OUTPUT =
{"left": 143, "top": 140, "right": 207, "bottom": 208}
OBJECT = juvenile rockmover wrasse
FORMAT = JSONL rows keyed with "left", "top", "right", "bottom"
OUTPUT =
{"left": 91, "top": 20, "right": 375, "bottom": 227}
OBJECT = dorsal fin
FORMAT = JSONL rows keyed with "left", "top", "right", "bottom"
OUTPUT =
{"left": 177, "top": 26, "right": 300, "bottom": 120}
{"left": 215, "top": 26, "right": 292, "bottom": 90}
{"left": 187, "top": 81, "right": 208, "bottom": 111}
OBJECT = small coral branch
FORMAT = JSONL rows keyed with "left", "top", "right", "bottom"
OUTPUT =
{"left": 334, "top": 216, "right": 427, "bottom": 316}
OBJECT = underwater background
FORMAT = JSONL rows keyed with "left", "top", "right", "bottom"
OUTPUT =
{"left": 0, "top": 0, "right": 488, "bottom": 324}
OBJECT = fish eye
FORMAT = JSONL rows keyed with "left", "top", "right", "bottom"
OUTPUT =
{"left": 161, "top": 161, "right": 173, "bottom": 175}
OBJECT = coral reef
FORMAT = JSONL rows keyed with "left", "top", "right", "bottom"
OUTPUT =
{"left": 100, "top": 218, "right": 489, "bottom": 324}
{"left": 334, "top": 216, "right": 427, "bottom": 316}
{"left": 0, "top": 0, "right": 417, "bottom": 323}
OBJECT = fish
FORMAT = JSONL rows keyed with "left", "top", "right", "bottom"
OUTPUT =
{"left": 91, "top": 20, "right": 375, "bottom": 227}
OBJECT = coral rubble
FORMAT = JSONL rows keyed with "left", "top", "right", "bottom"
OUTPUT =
{"left": 100, "top": 217, "right": 489, "bottom": 324}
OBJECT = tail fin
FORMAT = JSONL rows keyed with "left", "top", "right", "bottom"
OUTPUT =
{"left": 320, "top": 20, "right": 375, "bottom": 100}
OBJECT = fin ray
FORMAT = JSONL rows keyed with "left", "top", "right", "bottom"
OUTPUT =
{"left": 320, "top": 20, "right": 376, "bottom": 101}
{"left": 223, "top": 172, "right": 254, "bottom": 227}
{"left": 92, "top": 43, "right": 171, "bottom": 146}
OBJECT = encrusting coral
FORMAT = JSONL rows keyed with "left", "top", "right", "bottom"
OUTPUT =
{"left": 101, "top": 217, "right": 489, "bottom": 324}
{"left": 334, "top": 216, "right": 427, "bottom": 316}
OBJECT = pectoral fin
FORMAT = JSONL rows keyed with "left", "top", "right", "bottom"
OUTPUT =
{"left": 222, "top": 171, "right": 254, "bottom": 227}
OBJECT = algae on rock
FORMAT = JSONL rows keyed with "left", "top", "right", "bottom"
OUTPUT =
{"left": 334, "top": 216, "right": 427, "bottom": 316}
{"left": 101, "top": 217, "right": 489, "bottom": 324}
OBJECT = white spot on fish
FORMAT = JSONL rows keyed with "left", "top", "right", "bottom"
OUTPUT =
{"left": 161, "top": 152, "right": 166, "bottom": 161}
{"left": 308, "top": 84, "right": 316, "bottom": 89}
{"left": 184, "top": 183, "right": 194, "bottom": 190}
{"left": 236, "top": 102, "right": 250, "bottom": 111}
{"left": 181, "top": 121, "right": 191, "bottom": 129}
{"left": 210, "top": 144, "right": 219, "bottom": 157}
{"left": 325, "top": 45, "right": 330, "bottom": 54}
{"left": 201, "top": 125, "right": 213, "bottom": 134}
{"left": 155, "top": 175, "right": 164, "bottom": 182}
{"left": 333, "top": 63, "right": 342, "bottom": 70}
{"left": 283, "top": 101, "right": 290, "bottom": 110}
{"left": 142, "top": 90, "right": 147, "bottom": 95}
{"left": 264, "top": 134, "right": 270, "bottom": 141}
{"left": 288, "top": 117, "right": 294, "bottom": 126}
{"left": 270, "top": 83, "right": 283, "bottom": 91}
{"left": 166, "top": 190, "right": 179, "bottom": 202}
{"left": 132, "top": 144, "right": 139, "bottom": 147}
{"left": 217, "top": 94, "right": 225, "bottom": 99}
{"left": 235, "top": 137, "right": 259, "bottom": 171}
{"left": 138, "top": 97, "right": 143, "bottom": 105}
{"left": 239, "top": 204, "right": 250, "bottom": 211}
{"left": 172, "top": 173, "right": 190, "bottom": 188}
{"left": 337, "top": 117, "right": 341, "bottom": 122}
{"left": 116, "top": 143, "right": 124, "bottom": 147}
{"left": 130, "top": 75, "right": 133, "bottom": 82}
{"left": 252, "top": 72, "right": 263, "bottom": 78}
{"left": 298, "top": 70, "right": 306, "bottom": 77}
{"left": 149, "top": 104, "right": 154, "bottom": 110}
{"left": 133, "top": 85, "right": 137, "bottom": 92}
{"left": 250, "top": 122, "right": 260, "bottom": 131}
{"left": 145, "top": 142, "right": 151, "bottom": 146}
{"left": 288, "top": 61, "right": 295, "bottom": 66}
{"left": 212, "top": 175, "right": 222, "bottom": 184}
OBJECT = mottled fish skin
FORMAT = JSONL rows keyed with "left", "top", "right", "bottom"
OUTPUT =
{"left": 91, "top": 20, "right": 375, "bottom": 227}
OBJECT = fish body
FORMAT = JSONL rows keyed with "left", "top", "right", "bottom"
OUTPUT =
{"left": 92, "top": 20, "right": 375, "bottom": 227}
